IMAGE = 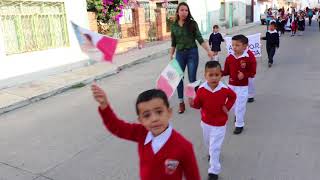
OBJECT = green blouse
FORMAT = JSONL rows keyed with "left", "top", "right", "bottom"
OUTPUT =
{"left": 171, "top": 20, "right": 204, "bottom": 51}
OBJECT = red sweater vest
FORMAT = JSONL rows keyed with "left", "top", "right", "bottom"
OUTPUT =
{"left": 223, "top": 50, "right": 257, "bottom": 86}
{"left": 191, "top": 86, "right": 236, "bottom": 126}
{"left": 98, "top": 106, "right": 200, "bottom": 180}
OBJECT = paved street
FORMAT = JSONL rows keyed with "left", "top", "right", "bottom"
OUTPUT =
{"left": 0, "top": 22, "right": 320, "bottom": 180}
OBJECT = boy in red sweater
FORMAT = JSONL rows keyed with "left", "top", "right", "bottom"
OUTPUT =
{"left": 223, "top": 35, "right": 256, "bottom": 135}
{"left": 91, "top": 84, "right": 200, "bottom": 180}
{"left": 188, "top": 61, "right": 236, "bottom": 180}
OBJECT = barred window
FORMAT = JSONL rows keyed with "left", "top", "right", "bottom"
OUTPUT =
{"left": 0, "top": 1, "right": 69, "bottom": 55}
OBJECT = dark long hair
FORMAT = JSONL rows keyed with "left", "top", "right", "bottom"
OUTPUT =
{"left": 175, "top": 2, "right": 196, "bottom": 35}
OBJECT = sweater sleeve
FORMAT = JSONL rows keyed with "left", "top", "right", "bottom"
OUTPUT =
{"left": 98, "top": 106, "right": 145, "bottom": 142}
{"left": 262, "top": 32, "right": 268, "bottom": 40}
{"left": 193, "top": 21, "right": 204, "bottom": 45}
{"left": 222, "top": 57, "right": 230, "bottom": 76}
{"left": 171, "top": 24, "right": 176, "bottom": 47}
{"left": 182, "top": 143, "right": 201, "bottom": 180}
{"left": 209, "top": 34, "right": 213, "bottom": 46}
{"left": 191, "top": 89, "right": 202, "bottom": 109}
{"left": 225, "top": 88, "right": 237, "bottom": 110}
{"left": 220, "top": 33, "right": 225, "bottom": 42}
{"left": 243, "top": 52, "right": 257, "bottom": 78}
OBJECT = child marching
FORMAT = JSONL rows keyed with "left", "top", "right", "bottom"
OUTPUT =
{"left": 189, "top": 61, "right": 236, "bottom": 180}
{"left": 209, "top": 25, "right": 225, "bottom": 61}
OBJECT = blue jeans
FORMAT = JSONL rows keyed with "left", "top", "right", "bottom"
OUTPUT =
{"left": 176, "top": 48, "right": 199, "bottom": 100}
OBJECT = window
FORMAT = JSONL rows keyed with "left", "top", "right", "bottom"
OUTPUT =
{"left": 0, "top": 1, "right": 69, "bottom": 55}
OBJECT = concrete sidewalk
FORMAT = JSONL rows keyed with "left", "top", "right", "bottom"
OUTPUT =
{"left": 0, "top": 22, "right": 259, "bottom": 115}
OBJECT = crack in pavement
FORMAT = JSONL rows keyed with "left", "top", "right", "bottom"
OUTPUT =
{"left": 0, "top": 161, "right": 55, "bottom": 180}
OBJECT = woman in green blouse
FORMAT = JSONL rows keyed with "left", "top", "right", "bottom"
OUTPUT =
{"left": 170, "top": 2, "right": 214, "bottom": 114}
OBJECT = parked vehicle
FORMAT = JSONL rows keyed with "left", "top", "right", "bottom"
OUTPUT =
{"left": 260, "top": 13, "right": 266, "bottom": 24}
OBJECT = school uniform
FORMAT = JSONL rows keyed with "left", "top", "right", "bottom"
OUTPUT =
{"left": 98, "top": 106, "right": 200, "bottom": 180}
{"left": 191, "top": 81, "right": 236, "bottom": 175}
{"left": 291, "top": 20, "right": 298, "bottom": 35}
{"left": 223, "top": 50, "right": 257, "bottom": 128}
{"left": 262, "top": 30, "right": 280, "bottom": 65}
{"left": 276, "top": 19, "right": 282, "bottom": 36}
{"left": 209, "top": 32, "right": 224, "bottom": 61}
{"left": 297, "top": 18, "right": 305, "bottom": 35}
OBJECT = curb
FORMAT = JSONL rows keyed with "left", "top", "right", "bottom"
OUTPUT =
{"left": 0, "top": 48, "right": 170, "bottom": 115}
{"left": 0, "top": 23, "right": 258, "bottom": 115}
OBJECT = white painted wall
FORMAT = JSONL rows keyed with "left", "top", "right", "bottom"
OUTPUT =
{"left": 187, "top": 0, "right": 208, "bottom": 33}
{"left": 254, "top": 1, "right": 270, "bottom": 22}
{"left": 0, "top": 0, "right": 90, "bottom": 89}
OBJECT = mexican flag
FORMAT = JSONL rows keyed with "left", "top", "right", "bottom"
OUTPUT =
{"left": 156, "top": 59, "right": 183, "bottom": 99}
{"left": 71, "top": 22, "right": 118, "bottom": 62}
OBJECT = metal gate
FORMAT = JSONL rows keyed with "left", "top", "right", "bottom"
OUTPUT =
{"left": 0, "top": 0, "right": 69, "bottom": 55}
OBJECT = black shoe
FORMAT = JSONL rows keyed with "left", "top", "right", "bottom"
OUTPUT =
{"left": 233, "top": 127, "right": 243, "bottom": 135}
{"left": 234, "top": 116, "right": 236, "bottom": 122}
{"left": 247, "top": 98, "right": 255, "bottom": 103}
{"left": 268, "top": 63, "right": 272, "bottom": 68}
{"left": 208, "top": 173, "right": 219, "bottom": 180}
{"left": 208, "top": 155, "right": 210, "bottom": 162}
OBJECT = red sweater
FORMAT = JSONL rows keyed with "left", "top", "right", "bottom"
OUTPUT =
{"left": 223, "top": 50, "right": 257, "bottom": 86}
{"left": 98, "top": 106, "right": 200, "bottom": 180}
{"left": 191, "top": 82, "right": 236, "bottom": 126}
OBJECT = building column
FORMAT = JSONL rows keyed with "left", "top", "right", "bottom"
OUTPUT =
{"left": 155, "top": 8, "right": 167, "bottom": 40}
{"left": 134, "top": 7, "right": 146, "bottom": 47}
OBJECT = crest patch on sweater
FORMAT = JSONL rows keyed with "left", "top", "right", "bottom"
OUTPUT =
{"left": 240, "top": 60, "right": 247, "bottom": 69}
{"left": 164, "top": 159, "right": 179, "bottom": 175}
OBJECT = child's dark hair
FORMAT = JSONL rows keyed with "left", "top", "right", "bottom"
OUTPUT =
{"left": 270, "top": 21, "right": 276, "bottom": 26}
{"left": 205, "top": 61, "right": 222, "bottom": 71}
{"left": 213, "top": 25, "right": 219, "bottom": 29}
{"left": 136, "top": 89, "right": 169, "bottom": 114}
{"left": 232, "top": 34, "right": 248, "bottom": 45}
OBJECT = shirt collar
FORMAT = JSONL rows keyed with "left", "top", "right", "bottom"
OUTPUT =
{"left": 268, "top": 30, "right": 278, "bottom": 33}
{"left": 230, "top": 49, "right": 249, "bottom": 59}
{"left": 199, "top": 81, "right": 227, "bottom": 93}
{"left": 144, "top": 125, "right": 173, "bottom": 153}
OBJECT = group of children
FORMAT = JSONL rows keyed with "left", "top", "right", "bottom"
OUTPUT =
{"left": 91, "top": 24, "right": 258, "bottom": 179}
{"left": 289, "top": 13, "right": 306, "bottom": 36}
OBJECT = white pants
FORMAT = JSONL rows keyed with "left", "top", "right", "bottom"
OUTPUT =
{"left": 201, "top": 121, "right": 226, "bottom": 174}
{"left": 228, "top": 85, "right": 248, "bottom": 127}
{"left": 248, "top": 78, "right": 255, "bottom": 99}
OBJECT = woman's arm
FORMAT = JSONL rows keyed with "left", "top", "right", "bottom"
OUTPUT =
{"left": 170, "top": 47, "right": 176, "bottom": 60}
